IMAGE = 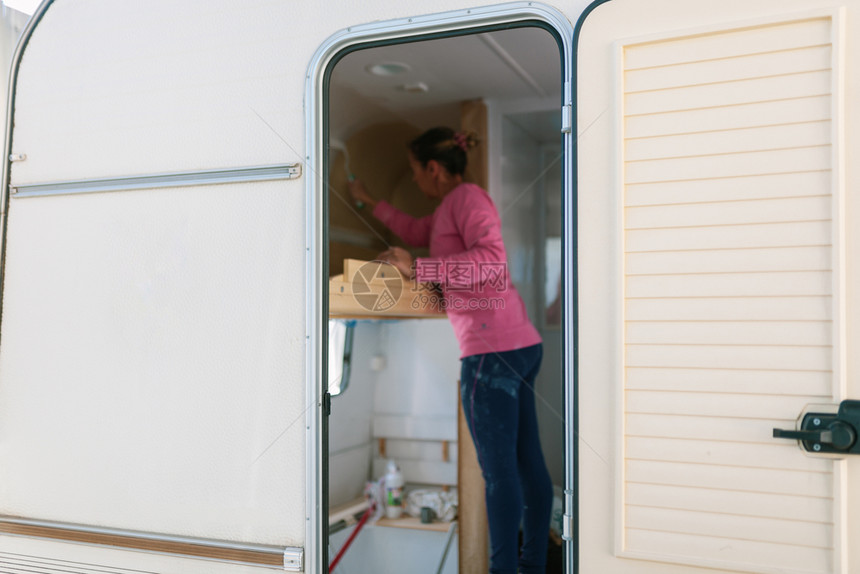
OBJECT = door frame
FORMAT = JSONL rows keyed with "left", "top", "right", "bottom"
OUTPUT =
{"left": 305, "top": 3, "right": 577, "bottom": 572}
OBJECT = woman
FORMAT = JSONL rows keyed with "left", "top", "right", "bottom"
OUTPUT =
{"left": 348, "top": 127, "right": 553, "bottom": 574}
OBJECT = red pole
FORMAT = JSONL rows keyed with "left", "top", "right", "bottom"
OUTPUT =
{"left": 329, "top": 504, "right": 374, "bottom": 573}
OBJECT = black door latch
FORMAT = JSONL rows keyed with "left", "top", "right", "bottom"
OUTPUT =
{"left": 773, "top": 399, "right": 860, "bottom": 454}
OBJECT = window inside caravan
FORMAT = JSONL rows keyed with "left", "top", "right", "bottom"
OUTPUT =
{"left": 324, "top": 24, "right": 564, "bottom": 573}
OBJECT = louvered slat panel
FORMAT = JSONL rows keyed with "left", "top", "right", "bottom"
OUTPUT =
{"left": 626, "top": 247, "right": 832, "bottom": 275}
{"left": 626, "top": 95, "right": 831, "bottom": 138}
{"left": 626, "top": 296, "right": 832, "bottom": 321}
{"left": 626, "top": 367, "right": 833, "bottom": 396}
{"left": 626, "top": 171, "right": 831, "bottom": 205}
{"left": 625, "top": 45, "right": 832, "bottom": 92}
{"left": 620, "top": 15, "right": 838, "bottom": 572}
{"left": 626, "top": 459, "right": 831, "bottom": 497}
{"left": 626, "top": 121, "right": 832, "bottom": 162}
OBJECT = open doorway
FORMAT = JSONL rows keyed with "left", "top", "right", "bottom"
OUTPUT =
{"left": 323, "top": 23, "right": 564, "bottom": 574}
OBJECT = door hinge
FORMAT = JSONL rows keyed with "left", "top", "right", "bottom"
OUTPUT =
{"left": 562, "top": 513, "right": 575, "bottom": 541}
{"left": 561, "top": 104, "right": 573, "bottom": 134}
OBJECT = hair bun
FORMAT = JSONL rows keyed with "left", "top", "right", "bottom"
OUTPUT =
{"left": 453, "top": 130, "right": 479, "bottom": 151}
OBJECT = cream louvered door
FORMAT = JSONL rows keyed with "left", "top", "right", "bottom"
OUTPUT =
{"left": 575, "top": 1, "right": 860, "bottom": 573}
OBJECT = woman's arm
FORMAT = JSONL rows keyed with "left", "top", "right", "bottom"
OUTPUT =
{"left": 348, "top": 179, "right": 433, "bottom": 247}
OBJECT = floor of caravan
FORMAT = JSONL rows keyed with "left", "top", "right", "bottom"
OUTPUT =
{"left": 329, "top": 501, "right": 457, "bottom": 574}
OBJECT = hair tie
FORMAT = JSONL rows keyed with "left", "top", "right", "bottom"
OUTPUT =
{"left": 453, "top": 132, "right": 468, "bottom": 151}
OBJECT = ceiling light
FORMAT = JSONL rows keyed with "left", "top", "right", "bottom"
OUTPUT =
{"left": 366, "top": 62, "right": 411, "bottom": 76}
{"left": 400, "top": 82, "right": 429, "bottom": 94}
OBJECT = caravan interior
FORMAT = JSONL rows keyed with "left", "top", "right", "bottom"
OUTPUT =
{"left": 324, "top": 25, "right": 564, "bottom": 573}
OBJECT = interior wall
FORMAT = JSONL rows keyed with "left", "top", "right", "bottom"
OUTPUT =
{"left": 329, "top": 321, "right": 379, "bottom": 507}
{"left": 371, "top": 319, "right": 461, "bottom": 485}
{"left": 494, "top": 111, "right": 565, "bottom": 487}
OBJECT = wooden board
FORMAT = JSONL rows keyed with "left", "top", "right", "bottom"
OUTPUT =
{"left": 329, "top": 259, "right": 445, "bottom": 319}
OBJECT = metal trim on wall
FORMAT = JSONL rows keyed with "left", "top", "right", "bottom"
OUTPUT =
{"left": 0, "top": 517, "right": 303, "bottom": 571}
{"left": 10, "top": 164, "right": 302, "bottom": 199}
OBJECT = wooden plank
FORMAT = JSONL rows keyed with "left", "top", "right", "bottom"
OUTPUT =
{"left": 625, "top": 438, "right": 832, "bottom": 475}
{"left": 624, "top": 528, "right": 833, "bottom": 573}
{"left": 626, "top": 296, "right": 832, "bottom": 322}
{"left": 373, "top": 415, "right": 458, "bottom": 441}
{"left": 626, "top": 120, "right": 831, "bottom": 162}
{"left": 625, "top": 366, "right": 833, "bottom": 396}
{"left": 625, "top": 344, "right": 832, "bottom": 372}
{"left": 624, "top": 18, "right": 831, "bottom": 70}
{"left": 625, "top": 146, "right": 831, "bottom": 184}
{"left": 374, "top": 438, "right": 459, "bottom": 463}
{"left": 626, "top": 460, "right": 832, "bottom": 498}
{"left": 626, "top": 221, "right": 831, "bottom": 252}
{"left": 626, "top": 320, "right": 832, "bottom": 346}
{"left": 626, "top": 271, "right": 831, "bottom": 299}
{"left": 626, "top": 70, "right": 831, "bottom": 117}
{"left": 458, "top": 395, "right": 488, "bottom": 574}
{"left": 626, "top": 505, "right": 832, "bottom": 548}
{"left": 625, "top": 171, "right": 832, "bottom": 206}
{"left": 625, "top": 196, "right": 831, "bottom": 230}
{"left": 343, "top": 258, "right": 403, "bottom": 284}
{"left": 624, "top": 391, "right": 823, "bottom": 422}
{"left": 626, "top": 247, "right": 832, "bottom": 275}
{"left": 625, "top": 45, "right": 832, "bottom": 93}
{"left": 375, "top": 515, "right": 453, "bottom": 533}
{"left": 625, "top": 95, "right": 831, "bottom": 139}
{"left": 330, "top": 282, "right": 444, "bottom": 319}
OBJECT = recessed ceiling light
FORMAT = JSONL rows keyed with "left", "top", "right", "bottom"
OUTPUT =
{"left": 400, "top": 82, "right": 429, "bottom": 94}
{"left": 366, "top": 62, "right": 411, "bottom": 76}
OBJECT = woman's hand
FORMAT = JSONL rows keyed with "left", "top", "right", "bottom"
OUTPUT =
{"left": 347, "top": 179, "right": 377, "bottom": 209}
{"left": 377, "top": 246, "right": 414, "bottom": 279}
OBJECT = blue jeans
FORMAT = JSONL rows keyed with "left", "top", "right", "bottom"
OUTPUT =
{"left": 460, "top": 344, "right": 552, "bottom": 574}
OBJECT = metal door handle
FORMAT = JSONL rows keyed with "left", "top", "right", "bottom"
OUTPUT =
{"left": 773, "top": 400, "right": 860, "bottom": 454}
{"left": 772, "top": 428, "right": 833, "bottom": 443}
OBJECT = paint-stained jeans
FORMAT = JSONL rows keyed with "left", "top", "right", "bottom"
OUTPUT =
{"left": 460, "top": 343, "right": 552, "bottom": 574}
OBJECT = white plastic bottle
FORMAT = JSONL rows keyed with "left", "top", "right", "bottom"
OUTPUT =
{"left": 383, "top": 459, "right": 404, "bottom": 519}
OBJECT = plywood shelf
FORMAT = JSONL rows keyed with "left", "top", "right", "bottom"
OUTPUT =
{"left": 329, "top": 259, "right": 446, "bottom": 320}
{"left": 375, "top": 516, "right": 454, "bottom": 533}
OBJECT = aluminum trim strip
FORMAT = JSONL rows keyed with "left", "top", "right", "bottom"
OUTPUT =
{"left": 0, "top": 516, "right": 303, "bottom": 571}
{"left": 10, "top": 164, "right": 302, "bottom": 198}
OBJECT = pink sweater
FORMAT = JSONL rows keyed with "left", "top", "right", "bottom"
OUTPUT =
{"left": 373, "top": 182, "right": 542, "bottom": 358}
